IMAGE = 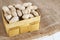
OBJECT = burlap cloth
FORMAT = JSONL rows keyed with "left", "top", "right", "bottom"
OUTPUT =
{"left": 0, "top": 0, "right": 60, "bottom": 40}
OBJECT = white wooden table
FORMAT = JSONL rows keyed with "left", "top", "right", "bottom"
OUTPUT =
{"left": 33, "top": 31, "right": 60, "bottom": 40}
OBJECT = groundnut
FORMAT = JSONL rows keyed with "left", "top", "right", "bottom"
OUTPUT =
{"left": 4, "top": 14, "right": 12, "bottom": 21}
{"left": 32, "top": 10, "right": 39, "bottom": 16}
{"left": 22, "top": 14, "right": 29, "bottom": 19}
{"left": 22, "top": 10, "right": 27, "bottom": 14}
{"left": 15, "top": 4, "right": 25, "bottom": 10}
{"left": 28, "top": 6, "right": 38, "bottom": 10}
{"left": 11, "top": 12, "right": 17, "bottom": 17}
{"left": 9, "top": 16, "right": 19, "bottom": 23}
{"left": 17, "top": 10, "right": 22, "bottom": 17}
{"left": 28, "top": 14, "right": 34, "bottom": 18}
{"left": 23, "top": 2, "right": 32, "bottom": 7}
{"left": 22, "top": 7, "right": 31, "bottom": 14}
{"left": 8, "top": 5, "right": 16, "bottom": 11}
{"left": 2, "top": 6, "right": 11, "bottom": 15}
{"left": 22, "top": 9, "right": 30, "bottom": 14}
{"left": 22, "top": 14, "right": 34, "bottom": 19}
{"left": 8, "top": 5, "right": 17, "bottom": 16}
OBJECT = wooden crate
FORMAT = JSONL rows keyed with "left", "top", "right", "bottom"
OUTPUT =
{"left": 2, "top": 13, "right": 40, "bottom": 37}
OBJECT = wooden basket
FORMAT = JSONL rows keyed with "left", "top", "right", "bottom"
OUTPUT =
{"left": 2, "top": 10, "right": 40, "bottom": 37}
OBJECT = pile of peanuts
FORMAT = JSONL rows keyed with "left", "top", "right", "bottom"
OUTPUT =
{"left": 2, "top": 2, "right": 39, "bottom": 24}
